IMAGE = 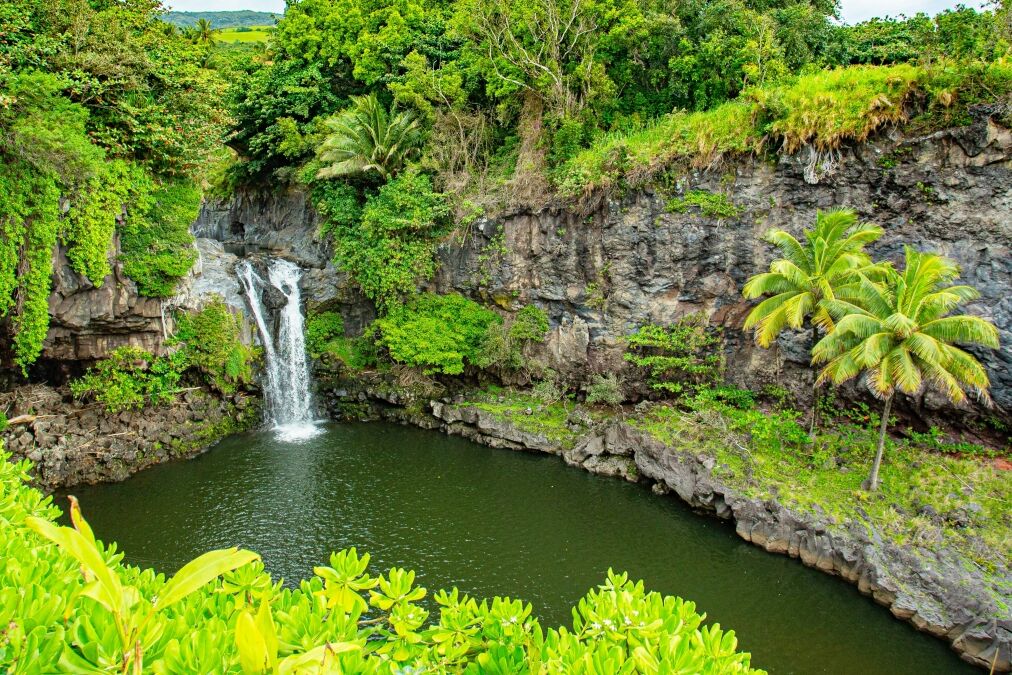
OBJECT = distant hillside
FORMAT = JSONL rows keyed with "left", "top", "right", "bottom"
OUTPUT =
{"left": 162, "top": 10, "right": 282, "bottom": 29}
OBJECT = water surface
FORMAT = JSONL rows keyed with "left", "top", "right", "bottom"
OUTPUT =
{"left": 59, "top": 423, "right": 975, "bottom": 674}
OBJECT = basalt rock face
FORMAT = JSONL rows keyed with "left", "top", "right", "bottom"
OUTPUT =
{"left": 195, "top": 189, "right": 376, "bottom": 335}
{"left": 0, "top": 384, "right": 259, "bottom": 491}
{"left": 42, "top": 241, "right": 166, "bottom": 365}
{"left": 36, "top": 233, "right": 261, "bottom": 374}
{"left": 220, "top": 119, "right": 1011, "bottom": 426}
{"left": 428, "top": 117, "right": 1012, "bottom": 426}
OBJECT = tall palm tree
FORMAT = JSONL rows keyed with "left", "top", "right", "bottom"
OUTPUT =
{"left": 316, "top": 95, "right": 422, "bottom": 182}
{"left": 195, "top": 18, "right": 215, "bottom": 45}
{"left": 742, "top": 208, "right": 883, "bottom": 433}
{"left": 813, "top": 247, "right": 999, "bottom": 491}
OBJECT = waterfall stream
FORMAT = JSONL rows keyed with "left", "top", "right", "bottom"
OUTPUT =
{"left": 237, "top": 258, "right": 319, "bottom": 441}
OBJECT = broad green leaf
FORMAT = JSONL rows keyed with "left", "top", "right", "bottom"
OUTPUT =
{"left": 278, "top": 642, "right": 361, "bottom": 675}
{"left": 236, "top": 610, "right": 270, "bottom": 674}
{"left": 155, "top": 548, "right": 259, "bottom": 609}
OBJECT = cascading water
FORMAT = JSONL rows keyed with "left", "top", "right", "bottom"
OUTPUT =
{"left": 237, "top": 258, "right": 320, "bottom": 441}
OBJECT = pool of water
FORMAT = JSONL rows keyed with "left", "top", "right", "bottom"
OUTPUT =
{"left": 58, "top": 422, "right": 975, "bottom": 674}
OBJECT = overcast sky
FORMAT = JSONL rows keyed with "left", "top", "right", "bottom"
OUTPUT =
{"left": 162, "top": 0, "right": 993, "bottom": 25}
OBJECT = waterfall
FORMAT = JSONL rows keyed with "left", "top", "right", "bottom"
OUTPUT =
{"left": 237, "top": 258, "right": 320, "bottom": 441}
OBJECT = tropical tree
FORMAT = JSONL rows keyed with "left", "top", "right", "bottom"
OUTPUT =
{"left": 742, "top": 208, "right": 884, "bottom": 433}
{"left": 812, "top": 247, "right": 999, "bottom": 491}
{"left": 195, "top": 18, "right": 215, "bottom": 45}
{"left": 316, "top": 95, "right": 422, "bottom": 182}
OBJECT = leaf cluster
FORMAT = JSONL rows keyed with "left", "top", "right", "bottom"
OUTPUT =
{"left": 375, "top": 293, "right": 501, "bottom": 375}
{"left": 624, "top": 313, "right": 725, "bottom": 396}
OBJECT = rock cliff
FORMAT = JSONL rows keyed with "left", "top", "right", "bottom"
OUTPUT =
{"left": 192, "top": 114, "right": 1012, "bottom": 427}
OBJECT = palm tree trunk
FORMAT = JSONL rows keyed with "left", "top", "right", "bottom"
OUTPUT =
{"left": 868, "top": 394, "right": 893, "bottom": 491}
{"left": 808, "top": 324, "right": 819, "bottom": 438}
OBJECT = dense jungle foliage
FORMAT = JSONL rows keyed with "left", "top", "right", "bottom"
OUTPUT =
{"left": 2, "top": 0, "right": 1010, "bottom": 372}
{"left": 0, "top": 451, "right": 764, "bottom": 673}
{"left": 220, "top": 0, "right": 1011, "bottom": 315}
{"left": 0, "top": 0, "right": 236, "bottom": 371}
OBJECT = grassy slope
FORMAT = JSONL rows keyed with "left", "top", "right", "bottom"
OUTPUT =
{"left": 556, "top": 60, "right": 1012, "bottom": 196}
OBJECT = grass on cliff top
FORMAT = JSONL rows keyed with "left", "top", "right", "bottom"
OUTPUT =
{"left": 630, "top": 401, "right": 1011, "bottom": 583}
{"left": 557, "top": 59, "right": 1012, "bottom": 195}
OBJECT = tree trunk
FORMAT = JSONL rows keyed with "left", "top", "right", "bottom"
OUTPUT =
{"left": 808, "top": 323, "right": 819, "bottom": 438}
{"left": 867, "top": 394, "right": 893, "bottom": 491}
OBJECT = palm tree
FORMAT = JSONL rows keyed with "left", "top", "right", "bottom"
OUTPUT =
{"left": 813, "top": 247, "right": 999, "bottom": 491}
{"left": 742, "top": 208, "right": 883, "bottom": 434}
{"left": 195, "top": 18, "right": 215, "bottom": 45}
{"left": 316, "top": 95, "right": 422, "bottom": 182}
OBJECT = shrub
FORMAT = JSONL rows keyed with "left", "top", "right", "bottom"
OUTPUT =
{"left": 624, "top": 313, "right": 725, "bottom": 396}
{"left": 585, "top": 373, "right": 625, "bottom": 406}
{"left": 324, "top": 171, "right": 450, "bottom": 310}
{"left": 374, "top": 293, "right": 500, "bottom": 375}
{"left": 305, "top": 310, "right": 346, "bottom": 357}
{"left": 476, "top": 304, "right": 550, "bottom": 373}
{"left": 0, "top": 451, "right": 763, "bottom": 673}
{"left": 171, "top": 299, "right": 257, "bottom": 394}
{"left": 70, "top": 346, "right": 182, "bottom": 413}
{"left": 531, "top": 369, "right": 566, "bottom": 405}
{"left": 509, "top": 304, "right": 550, "bottom": 341}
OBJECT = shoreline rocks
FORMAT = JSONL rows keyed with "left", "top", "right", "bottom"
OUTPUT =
{"left": 0, "top": 384, "right": 259, "bottom": 491}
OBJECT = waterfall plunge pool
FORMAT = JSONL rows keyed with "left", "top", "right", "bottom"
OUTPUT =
{"left": 58, "top": 423, "right": 975, "bottom": 675}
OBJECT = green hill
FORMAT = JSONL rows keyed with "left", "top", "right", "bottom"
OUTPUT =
{"left": 162, "top": 10, "right": 281, "bottom": 29}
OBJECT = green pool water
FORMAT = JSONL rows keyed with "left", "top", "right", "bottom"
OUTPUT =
{"left": 58, "top": 422, "right": 976, "bottom": 674}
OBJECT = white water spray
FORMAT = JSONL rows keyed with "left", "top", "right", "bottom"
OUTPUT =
{"left": 237, "top": 258, "right": 320, "bottom": 441}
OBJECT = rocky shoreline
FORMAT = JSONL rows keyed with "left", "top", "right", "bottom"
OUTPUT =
{"left": 0, "top": 384, "right": 259, "bottom": 491}
{"left": 317, "top": 376, "right": 1010, "bottom": 672}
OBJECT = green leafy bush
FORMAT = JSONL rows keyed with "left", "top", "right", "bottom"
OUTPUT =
{"left": 375, "top": 293, "right": 500, "bottom": 375}
{"left": 324, "top": 171, "right": 450, "bottom": 310}
{"left": 70, "top": 346, "right": 183, "bottom": 413}
{"left": 171, "top": 299, "right": 258, "bottom": 394}
{"left": 624, "top": 313, "right": 725, "bottom": 396}
{"left": 476, "top": 304, "right": 550, "bottom": 373}
{"left": 118, "top": 179, "right": 201, "bottom": 298}
{"left": 0, "top": 450, "right": 764, "bottom": 673}
{"left": 305, "top": 310, "right": 346, "bottom": 357}
{"left": 585, "top": 373, "right": 625, "bottom": 406}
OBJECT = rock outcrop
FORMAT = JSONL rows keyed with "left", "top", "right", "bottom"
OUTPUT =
{"left": 0, "top": 384, "right": 259, "bottom": 491}
{"left": 428, "top": 116, "right": 1012, "bottom": 424}
{"left": 203, "top": 115, "right": 1012, "bottom": 426}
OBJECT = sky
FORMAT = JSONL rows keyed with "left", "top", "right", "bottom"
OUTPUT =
{"left": 162, "top": 0, "right": 993, "bottom": 25}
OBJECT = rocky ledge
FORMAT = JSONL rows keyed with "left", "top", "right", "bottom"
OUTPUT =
{"left": 1, "top": 384, "right": 259, "bottom": 491}
{"left": 317, "top": 373, "right": 1009, "bottom": 672}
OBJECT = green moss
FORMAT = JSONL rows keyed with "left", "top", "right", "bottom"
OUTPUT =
{"left": 666, "top": 190, "right": 742, "bottom": 219}
{"left": 459, "top": 388, "right": 594, "bottom": 445}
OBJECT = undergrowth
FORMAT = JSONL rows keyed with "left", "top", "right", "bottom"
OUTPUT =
{"left": 558, "top": 61, "right": 1012, "bottom": 195}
